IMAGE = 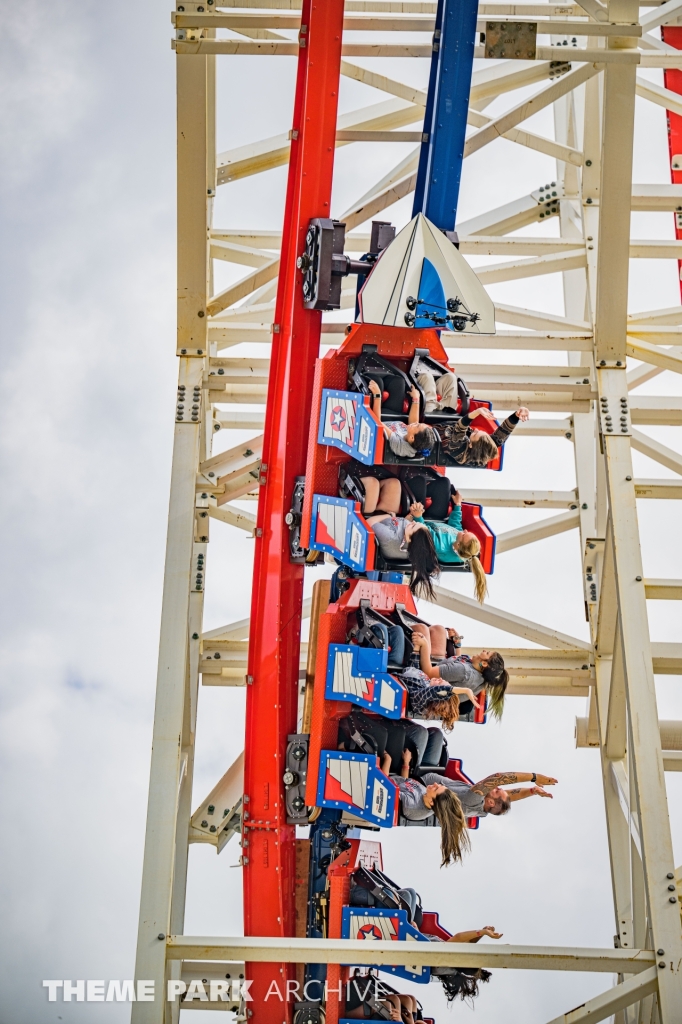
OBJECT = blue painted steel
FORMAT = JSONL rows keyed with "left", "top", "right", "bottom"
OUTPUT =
{"left": 414, "top": 257, "right": 452, "bottom": 330}
{"left": 324, "top": 644, "right": 407, "bottom": 718}
{"left": 317, "top": 388, "right": 379, "bottom": 464}
{"left": 341, "top": 908, "right": 431, "bottom": 983}
{"left": 412, "top": 0, "right": 479, "bottom": 230}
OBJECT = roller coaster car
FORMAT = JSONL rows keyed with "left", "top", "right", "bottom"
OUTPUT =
{"left": 312, "top": 336, "right": 502, "bottom": 472}
{"left": 305, "top": 580, "right": 481, "bottom": 829}
{"left": 326, "top": 838, "right": 451, "bottom": 1005}
{"left": 305, "top": 465, "right": 496, "bottom": 577}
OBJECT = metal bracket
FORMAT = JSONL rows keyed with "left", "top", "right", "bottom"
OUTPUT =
{"left": 284, "top": 734, "right": 310, "bottom": 824}
{"left": 484, "top": 21, "right": 537, "bottom": 60}
{"left": 583, "top": 537, "right": 605, "bottom": 609}
{"left": 530, "top": 181, "right": 564, "bottom": 221}
{"left": 287, "top": 475, "right": 307, "bottom": 562}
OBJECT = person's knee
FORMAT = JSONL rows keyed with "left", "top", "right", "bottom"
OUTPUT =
{"left": 429, "top": 624, "right": 447, "bottom": 656}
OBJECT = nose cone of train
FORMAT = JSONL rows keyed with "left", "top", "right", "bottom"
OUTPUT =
{"left": 358, "top": 213, "right": 495, "bottom": 334}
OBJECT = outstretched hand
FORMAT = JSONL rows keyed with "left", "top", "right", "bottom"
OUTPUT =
{"left": 367, "top": 379, "right": 381, "bottom": 395}
{"left": 535, "top": 774, "right": 557, "bottom": 786}
{"left": 411, "top": 632, "right": 428, "bottom": 650}
{"left": 478, "top": 926, "right": 503, "bottom": 940}
{"left": 470, "top": 407, "right": 495, "bottom": 422}
{"left": 409, "top": 386, "right": 420, "bottom": 403}
{"left": 532, "top": 785, "right": 553, "bottom": 799}
{"left": 515, "top": 407, "right": 530, "bottom": 421}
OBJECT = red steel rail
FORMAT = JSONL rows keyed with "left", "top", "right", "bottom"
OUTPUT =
{"left": 662, "top": 26, "right": 682, "bottom": 299}
{"left": 243, "top": 1, "right": 345, "bottom": 1018}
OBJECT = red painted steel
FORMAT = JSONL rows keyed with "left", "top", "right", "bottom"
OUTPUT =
{"left": 243, "top": 0, "right": 345, "bottom": 1017}
{"left": 661, "top": 27, "right": 682, "bottom": 299}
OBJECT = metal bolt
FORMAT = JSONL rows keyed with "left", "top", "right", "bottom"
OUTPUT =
{"left": 158, "top": 933, "right": 165, "bottom": 940}
{"left": 670, "top": 897, "right": 678, "bottom": 903}
{"left": 198, "top": 311, "right": 205, "bottom": 318}
{"left": 667, "top": 873, "right": 675, "bottom": 879}
{"left": 636, "top": 576, "right": 642, "bottom": 582}
{"left": 626, "top": 475, "right": 632, "bottom": 481}
{"left": 208, "top": 471, "right": 214, "bottom": 477}
{"left": 616, "top": 361, "right": 622, "bottom": 366}
{"left": 201, "top": 820, "right": 208, "bottom": 827}
{"left": 582, "top": 503, "right": 588, "bottom": 509}
{"left": 586, "top": 159, "right": 592, "bottom": 166}
{"left": 192, "top": 633, "right": 199, "bottom": 640}
{"left": 586, "top": 197, "right": 593, "bottom": 204}
{"left": 181, "top": 348, "right": 187, "bottom": 354}
{"left": 570, "top": 504, "right": 577, "bottom": 510}
{"left": 658, "top": 949, "right": 665, "bottom": 955}
{"left": 583, "top": 378, "right": 589, "bottom": 384}
{"left": 659, "top": 961, "right": 666, "bottom": 968}
{"left": 668, "top": 884, "right": 676, "bottom": 891}
{"left": 210, "top": 825, "right": 216, "bottom": 832}
{"left": 565, "top": 432, "right": 572, "bottom": 439}
{"left": 208, "top": 805, "right": 215, "bottom": 813}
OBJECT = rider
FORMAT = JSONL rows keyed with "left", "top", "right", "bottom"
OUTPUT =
{"left": 411, "top": 629, "right": 509, "bottom": 719}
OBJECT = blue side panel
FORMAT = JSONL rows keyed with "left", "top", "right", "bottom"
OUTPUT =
{"left": 325, "top": 644, "right": 407, "bottom": 719}
{"left": 341, "top": 909, "right": 431, "bottom": 983}
{"left": 414, "top": 257, "right": 452, "bottom": 331}
{"left": 309, "top": 495, "right": 371, "bottom": 572}
{"left": 317, "top": 388, "right": 379, "bottom": 465}
{"left": 412, "top": 0, "right": 479, "bottom": 230}
{"left": 316, "top": 750, "right": 397, "bottom": 828}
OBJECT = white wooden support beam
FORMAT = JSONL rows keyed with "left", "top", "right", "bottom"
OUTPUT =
{"left": 493, "top": 302, "right": 593, "bottom": 332}
{"left": 208, "top": 504, "right": 256, "bottom": 533}
{"left": 456, "top": 487, "right": 578, "bottom": 508}
{"left": 629, "top": 397, "right": 682, "bottom": 425}
{"left": 594, "top": 63, "right": 637, "bottom": 365}
{"left": 429, "top": 585, "right": 592, "bottom": 650}
{"left": 605, "top": 621, "right": 627, "bottom": 761}
{"left": 475, "top": 249, "right": 587, "bottom": 284}
{"left": 216, "top": 98, "right": 423, "bottom": 184}
{"left": 467, "top": 107, "right": 585, "bottom": 165}
{"left": 209, "top": 239, "right": 274, "bottom": 267}
{"left": 645, "top": 579, "right": 682, "bottom": 600}
{"left": 207, "top": 258, "right": 279, "bottom": 318}
{"left": 543, "top": 968, "right": 658, "bottom": 1024}
{"left": 166, "top": 936, "right": 656, "bottom": 974}
{"left": 631, "top": 430, "right": 682, "bottom": 476}
{"left": 635, "top": 479, "right": 682, "bottom": 499}
{"left": 132, "top": 52, "right": 211, "bottom": 1024}
{"left": 640, "top": 0, "right": 682, "bottom": 32}
{"left": 496, "top": 511, "right": 581, "bottom": 553}
{"left": 464, "top": 63, "right": 601, "bottom": 159}
{"left": 628, "top": 306, "right": 682, "bottom": 326}
{"left": 189, "top": 751, "right": 244, "bottom": 850}
{"left": 600, "top": 367, "right": 682, "bottom": 1015}
{"left": 446, "top": 332, "right": 593, "bottom": 351}
{"left": 626, "top": 338, "right": 682, "bottom": 375}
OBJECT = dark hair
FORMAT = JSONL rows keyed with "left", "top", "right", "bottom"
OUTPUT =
{"left": 438, "top": 968, "right": 492, "bottom": 1003}
{"left": 405, "top": 527, "right": 440, "bottom": 600}
{"left": 482, "top": 652, "right": 509, "bottom": 720}
{"left": 465, "top": 432, "right": 498, "bottom": 467}
{"left": 411, "top": 426, "right": 438, "bottom": 453}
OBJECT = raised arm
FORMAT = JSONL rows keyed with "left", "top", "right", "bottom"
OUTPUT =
{"left": 506, "top": 785, "right": 554, "bottom": 803}
{"left": 471, "top": 772, "right": 557, "bottom": 797}
{"left": 448, "top": 926, "right": 503, "bottom": 943}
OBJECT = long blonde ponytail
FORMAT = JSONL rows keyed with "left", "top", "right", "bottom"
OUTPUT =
{"left": 455, "top": 533, "right": 488, "bottom": 604}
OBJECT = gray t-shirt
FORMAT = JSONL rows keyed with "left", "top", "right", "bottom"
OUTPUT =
{"left": 370, "top": 516, "right": 408, "bottom": 561}
{"left": 386, "top": 422, "right": 416, "bottom": 458}
{"left": 391, "top": 773, "right": 487, "bottom": 820}
{"left": 436, "top": 658, "right": 486, "bottom": 696}
{"left": 390, "top": 776, "right": 433, "bottom": 820}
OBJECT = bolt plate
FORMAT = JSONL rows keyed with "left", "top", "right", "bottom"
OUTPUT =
{"left": 485, "top": 21, "right": 537, "bottom": 60}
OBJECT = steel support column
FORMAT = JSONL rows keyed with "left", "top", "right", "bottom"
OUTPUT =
{"left": 242, "top": 2, "right": 345, "bottom": 1019}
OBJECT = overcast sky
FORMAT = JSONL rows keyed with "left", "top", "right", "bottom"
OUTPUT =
{"left": 1, "top": 3, "right": 682, "bottom": 1023}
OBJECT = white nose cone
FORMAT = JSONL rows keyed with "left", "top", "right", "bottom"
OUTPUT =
{"left": 358, "top": 213, "right": 495, "bottom": 334}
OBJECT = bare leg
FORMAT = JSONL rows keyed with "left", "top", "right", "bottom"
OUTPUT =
{"left": 398, "top": 994, "right": 417, "bottom": 1024}
{"left": 377, "top": 476, "right": 402, "bottom": 513}
{"left": 411, "top": 622, "right": 431, "bottom": 642}
{"left": 360, "top": 476, "right": 380, "bottom": 514}
{"left": 429, "top": 624, "right": 448, "bottom": 658}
